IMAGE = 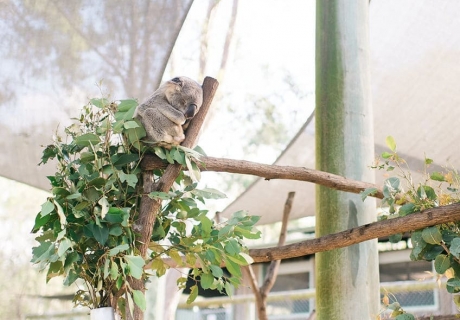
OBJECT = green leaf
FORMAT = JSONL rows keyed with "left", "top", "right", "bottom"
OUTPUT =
{"left": 115, "top": 102, "right": 137, "bottom": 121}
{"left": 117, "top": 99, "right": 138, "bottom": 112}
{"left": 234, "top": 226, "right": 261, "bottom": 239}
{"left": 53, "top": 200, "right": 67, "bottom": 228}
{"left": 110, "top": 261, "right": 119, "bottom": 279}
{"left": 81, "top": 151, "right": 96, "bottom": 163}
{"left": 209, "top": 265, "right": 224, "bottom": 278}
{"left": 399, "top": 203, "right": 416, "bottom": 216}
{"left": 430, "top": 172, "right": 445, "bottom": 182}
{"left": 381, "top": 152, "right": 393, "bottom": 159}
{"left": 113, "top": 153, "right": 140, "bottom": 167}
{"left": 451, "top": 238, "right": 460, "bottom": 258}
{"left": 123, "top": 120, "right": 140, "bottom": 129}
{"left": 90, "top": 98, "right": 109, "bottom": 108}
{"left": 193, "top": 145, "right": 207, "bottom": 156}
{"left": 434, "top": 254, "right": 451, "bottom": 274}
{"left": 383, "top": 177, "right": 400, "bottom": 198}
{"left": 410, "top": 231, "right": 428, "bottom": 260}
{"left": 389, "top": 233, "right": 403, "bottom": 243}
{"left": 105, "top": 208, "right": 128, "bottom": 224}
{"left": 186, "top": 285, "right": 199, "bottom": 304}
{"left": 224, "top": 239, "right": 241, "bottom": 255}
{"left": 385, "top": 136, "right": 397, "bottom": 152}
{"left": 74, "top": 133, "right": 100, "bottom": 147}
{"left": 192, "top": 188, "right": 227, "bottom": 200}
{"left": 57, "top": 238, "right": 72, "bottom": 257}
{"left": 360, "top": 188, "right": 378, "bottom": 201}
{"left": 446, "top": 278, "right": 460, "bottom": 293}
{"left": 109, "top": 244, "right": 130, "bottom": 256}
{"left": 88, "top": 177, "right": 106, "bottom": 188}
{"left": 31, "top": 242, "right": 55, "bottom": 264}
{"left": 52, "top": 187, "right": 70, "bottom": 197}
{"left": 132, "top": 290, "right": 146, "bottom": 311}
{"left": 200, "top": 273, "right": 214, "bottom": 290}
{"left": 239, "top": 252, "right": 254, "bottom": 265}
{"left": 84, "top": 224, "right": 109, "bottom": 245}
{"left": 417, "top": 185, "right": 437, "bottom": 201}
{"left": 63, "top": 251, "right": 80, "bottom": 270}
{"left": 40, "top": 201, "right": 55, "bottom": 217}
{"left": 119, "top": 172, "right": 138, "bottom": 188}
{"left": 125, "top": 255, "right": 145, "bottom": 279}
{"left": 98, "top": 197, "right": 109, "bottom": 219}
{"left": 224, "top": 257, "right": 242, "bottom": 278}
{"left": 63, "top": 269, "right": 79, "bottom": 286}
{"left": 421, "top": 226, "right": 442, "bottom": 245}
{"left": 31, "top": 213, "right": 51, "bottom": 233}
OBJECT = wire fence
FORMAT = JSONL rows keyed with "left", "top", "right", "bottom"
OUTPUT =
{"left": 23, "top": 281, "right": 457, "bottom": 319}
{"left": 176, "top": 281, "right": 457, "bottom": 320}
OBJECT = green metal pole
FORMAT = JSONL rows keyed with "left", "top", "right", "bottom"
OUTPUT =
{"left": 315, "top": 1, "right": 379, "bottom": 319}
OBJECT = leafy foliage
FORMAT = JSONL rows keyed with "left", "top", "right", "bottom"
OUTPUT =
{"left": 363, "top": 136, "right": 460, "bottom": 317}
{"left": 31, "top": 98, "right": 261, "bottom": 315}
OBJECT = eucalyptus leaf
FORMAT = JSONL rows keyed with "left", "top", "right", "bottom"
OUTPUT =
{"left": 450, "top": 238, "right": 460, "bottom": 258}
{"left": 74, "top": 133, "right": 100, "bottom": 147}
{"left": 40, "top": 201, "right": 55, "bottom": 217}
{"left": 124, "top": 255, "right": 145, "bottom": 279}
{"left": 421, "top": 226, "right": 442, "bottom": 245}
{"left": 132, "top": 290, "right": 146, "bottom": 311}
{"left": 435, "top": 254, "right": 451, "bottom": 274}
{"left": 385, "top": 135, "right": 397, "bottom": 152}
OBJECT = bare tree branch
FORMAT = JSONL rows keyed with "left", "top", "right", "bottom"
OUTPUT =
{"left": 157, "top": 202, "right": 460, "bottom": 268}
{"left": 249, "top": 202, "right": 460, "bottom": 263}
{"left": 141, "top": 155, "right": 384, "bottom": 199}
{"left": 243, "top": 192, "right": 294, "bottom": 320}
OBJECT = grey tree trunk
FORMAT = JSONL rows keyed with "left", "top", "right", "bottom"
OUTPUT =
{"left": 315, "top": 1, "right": 380, "bottom": 319}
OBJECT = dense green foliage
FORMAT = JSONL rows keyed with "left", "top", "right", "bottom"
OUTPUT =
{"left": 364, "top": 136, "right": 460, "bottom": 319}
{"left": 31, "top": 98, "right": 260, "bottom": 315}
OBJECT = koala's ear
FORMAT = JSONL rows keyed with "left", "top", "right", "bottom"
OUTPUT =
{"left": 171, "top": 77, "right": 183, "bottom": 86}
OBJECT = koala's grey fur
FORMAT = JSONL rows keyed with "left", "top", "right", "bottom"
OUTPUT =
{"left": 134, "top": 76, "right": 203, "bottom": 147}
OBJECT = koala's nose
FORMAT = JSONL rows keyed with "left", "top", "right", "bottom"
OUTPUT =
{"left": 185, "top": 104, "right": 198, "bottom": 119}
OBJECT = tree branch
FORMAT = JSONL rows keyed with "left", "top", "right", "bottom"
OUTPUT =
{"left": 249, "top": 202, "right": 460, "bottom": 263}
{"left": 141, "top": 155, "right": 384, "bottom": 199}
{"left": 134, "top": 77, "right": 219, "bottom": 257}
{"left": 157, "top": 202, "right": 460, "bottom": 268}
{"left": 129, "top": 77, "right": 218, "bottom": 320}
{"left": 243, "top": 192, "right": 295, "bottom": 320}
{"left": 260, "top": 192, "right": 294, "bottom": 295}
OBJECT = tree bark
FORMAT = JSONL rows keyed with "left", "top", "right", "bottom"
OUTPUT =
{"left": 129, "top": 77, "right": 219, "bottom": 320}
{"left": 243, "top": 192, "right": 294, "bottom": 320}
{"left": 141, "top": 155, "right": 384, "bottom": 199}
{"left": 249, "top": 202, "right": 460, "bottom": 263}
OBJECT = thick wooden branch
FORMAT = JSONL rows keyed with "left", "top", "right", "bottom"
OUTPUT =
{"left": 141, "top": 155, "right": 384, "bottom": 199}
{"left": 134, "top": 77, "right": 219, "bottom": 257}
{"left": 130, "top": 77, "right": 218, "bottom": 320}
{"left": 249, "top": 202, "right": 460, "bottom": 263}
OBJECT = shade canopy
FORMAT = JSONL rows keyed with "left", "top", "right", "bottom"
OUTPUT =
{"left": 221, "top": 1, "right": 460, "bottom": 224}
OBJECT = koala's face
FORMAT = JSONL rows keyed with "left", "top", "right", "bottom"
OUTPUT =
{"left": 163, "top": 76, "right": 203, "bottom": 118}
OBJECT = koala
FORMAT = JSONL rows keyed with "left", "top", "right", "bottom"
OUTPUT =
{"left": 134, "top": 76, "right": 203, "bottom": 147}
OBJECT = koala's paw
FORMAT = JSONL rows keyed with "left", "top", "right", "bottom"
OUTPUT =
{"left": 174, "top": 134, "right": 186, "bottom": 143}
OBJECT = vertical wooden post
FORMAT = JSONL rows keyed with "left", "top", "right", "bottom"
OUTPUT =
{"left": 315, "top": 1, "right": 379, "bottom": 319}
